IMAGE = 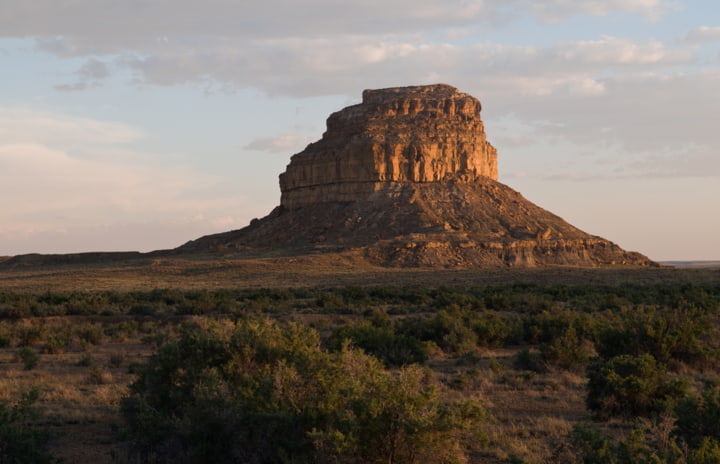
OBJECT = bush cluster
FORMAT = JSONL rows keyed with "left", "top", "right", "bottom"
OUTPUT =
{"left": 0, "top": 389, "right": 55, "bottom": 464}
{"left": 122, "top": 318, "right": 486, "bottom": 463}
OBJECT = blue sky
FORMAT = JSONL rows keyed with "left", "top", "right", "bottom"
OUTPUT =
{"left": 1, "top": 0, "right": 718, "bottom": 260}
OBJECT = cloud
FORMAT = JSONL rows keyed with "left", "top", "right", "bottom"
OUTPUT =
{"left": 528, "top": 0, "right": 670, "bottom": 22}
{"left": 25, "top": 30, "right": 699, "bottom": 180}
{"left": 2, "top": 0, "right": 669, "bottom": 44}
{"left": 244, "top": 133, "right": 314, "bottom": 154}
{"left": 0, "top": 142, "right": 213, "bottom": 218}
{"left": 0, "top": 107, "right": 142, "bottom": 147}
{"left": 4, "top": 1, "right": 687, "bottom": 104}
{"left": 535, "top": 142, "right": 720, "bottom": 182}
{"left": 78, "top": 58, "right": 109, "bottom": 79}
{"left": 498, "top": 69, "right": 720, "bottom": 154}
{"left": 55, "top": 82, "right": 92, "bottom": 92}
{"left": 623, "top": 144, "right": 720, "bottom": 178}
{"left": 60, "top": 29, "right": 704, "bottom": 168}
{"left": 555, "top": 36, "right": 689, "bottom": 65}
{"left": 54, "top": 58, "right": 110, "bottom": 91}
{"left": 2, "top": 0, "right": 491, "bottom": 46}
{"left": 0, "top": 108, "right": 264, "bottom": 254}
{"left": 679, "top": 26, "right": 720, "bottom": 43}
{"left": 86, "top": 34, "right": 690, "bottom": 102}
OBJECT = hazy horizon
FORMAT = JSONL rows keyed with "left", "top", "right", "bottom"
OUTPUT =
{"left": 2, "top": 0, "right": 719, "bottom": 261}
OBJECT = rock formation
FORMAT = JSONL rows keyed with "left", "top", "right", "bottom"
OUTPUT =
{"left": 279, "top": 84, "right": 497, "bottom": 209}
{"left": 180, "top": 84, "right": 655, "bottom": 268}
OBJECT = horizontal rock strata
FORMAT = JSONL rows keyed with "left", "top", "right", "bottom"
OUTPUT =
{"left": 279, "top": 84, "right": 497, "bottom": 209}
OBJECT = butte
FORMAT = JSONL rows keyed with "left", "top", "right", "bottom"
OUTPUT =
{"left": 180, "top": 84, "right": 655, "bottom": 268}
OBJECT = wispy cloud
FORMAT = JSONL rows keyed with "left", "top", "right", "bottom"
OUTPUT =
{"left": 0, "top": 107, "right": 258, "bottom": 254}
{"left": 679, "top": 26, "right": 720, "bottom": 43}
{"left": 0, "top": 107, "right": 142, "bottom": 146}
{"left": 244, "top": 133, "right": 314, "bottom": 154}
{"left": 2, "top": 0, "right": 670, "bottom": 43}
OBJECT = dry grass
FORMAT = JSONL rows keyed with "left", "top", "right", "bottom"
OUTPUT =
{"left": 0, "top": 328, "right": 151, "bottom": 463}
{"left": 1, "top": 253, "right": 719, "bottom": 293}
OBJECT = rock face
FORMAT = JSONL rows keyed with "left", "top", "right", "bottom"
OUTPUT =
{"left": 279, "top": 84, "right": 497, "bottom": 209}
{"left": 180, "top": 84, "right": 655, "bottom": 268}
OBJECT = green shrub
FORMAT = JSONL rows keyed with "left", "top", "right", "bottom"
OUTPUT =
{"left": 16, "top": 347, "right": 40, "bottom": 370}
{"left": 77, "top": 324, "right": 103, "bottom": 346}
{"left": 42, "top": 328, "right": 73, "bottom": 354}
{"left": 128, "top": 304, "right": 158, "bottom": 316}
{"left": 397, "top": 308, "right": 512, "bottom": 355}
{"left": 540, "top": 326, "right": 592, "bottom": 372}
{"left": 586, "top": 354, "right": 687, "bottom": 419}
{"left": 688, "top": 437, "right": 720, "bottom": 464}
{"left": 85, "top": 366, "right": 112, "bottom": 385}
{"left": 0, "top": 389, "right": 55, "bottom": 464}
{"left": 557, "top": 423, "right": 614, "bottom": 464}
{"left": 513, "top": 348, "right": 545, "bottom": 373}
{"left": 77, "top": 353, "right": 93, "bottom": 367}
{"left": 327, "top": 323, "right": 428, "bottom": 366}
{"left": 0, "top": 323, "right": 11, "bottom": 348}
{"left": 596, "top": 305, "right": 710, "bottom": 366}
{"left": 15, "top": 324, "right": 47, "bottom": 347}
{"left": 675, "top": 385, "right": 720, "bottom": 448}
{"left": 109, "top": 352, "right": 125, "bottom": 368}
{"left": 122, "top": 318, "right": 486, "bottom": 463}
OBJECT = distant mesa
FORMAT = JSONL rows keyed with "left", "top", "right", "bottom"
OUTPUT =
{"left": 180, "top": 84, "right": 655, "bottom": 268}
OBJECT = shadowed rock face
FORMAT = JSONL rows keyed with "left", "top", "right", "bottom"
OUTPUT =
{"left": 181, "top": 84, "right": 656, "bottom": 268}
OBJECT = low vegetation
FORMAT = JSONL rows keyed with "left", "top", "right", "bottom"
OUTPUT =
{"left": 0, "top": 280, "right": 719, "bottom": 462}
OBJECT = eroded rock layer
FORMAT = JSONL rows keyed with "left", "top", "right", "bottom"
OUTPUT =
{"left": 279, "top": 84, "right": 498, "bottom": 209}
{"left": 181, "top": 178, "right": 654, "bottom": 267}
{"left": 180, "top": 84, "right": 655, "bottom": 268}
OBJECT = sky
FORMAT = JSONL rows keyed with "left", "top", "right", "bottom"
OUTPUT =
{"left": 1, "top": 0, "right": 718, "bottom": 261}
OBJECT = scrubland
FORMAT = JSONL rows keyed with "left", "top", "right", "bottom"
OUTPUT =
{"left": 1, "top": 262, "right": 720, "bottom": 463}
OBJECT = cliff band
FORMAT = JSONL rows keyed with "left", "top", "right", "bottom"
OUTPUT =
{"left": 280, "top": 84, "right": 498, "bottom": 209}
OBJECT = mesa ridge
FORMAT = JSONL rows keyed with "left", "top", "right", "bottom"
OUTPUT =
{"left": 181, "top": 84, "right": 655, "bottom": 268}
{"left": 279, "top": 84, "right": 498, "bottom": 208}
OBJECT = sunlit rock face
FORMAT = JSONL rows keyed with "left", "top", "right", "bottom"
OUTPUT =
{"left": 279, "top": 84, "right": 498, "bottom": 209}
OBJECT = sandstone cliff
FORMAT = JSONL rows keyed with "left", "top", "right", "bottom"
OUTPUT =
{"left": 180, "top": 84, "right": 655, "bottom": 268}
{"left": 279, "top": 84, "right": 497, "bottom": 209}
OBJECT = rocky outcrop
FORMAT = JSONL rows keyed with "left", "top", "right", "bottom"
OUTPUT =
{"left": 279, "top": 84, "right": 497, "bottom": 209}
{"left": 180, "top": 84, "right": 655, "bottom": 268}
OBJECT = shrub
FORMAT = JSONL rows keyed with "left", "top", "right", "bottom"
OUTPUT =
{"left": 109, "top": 352, "right": 125, "bottom": 368}
{"left": 556, "top": 423, "right": 614, "bottom": 464}
{"left": 586, "top": 354, "right": 687, "bottom": 419}
{"left": 513, "top": 348, "right": 545, "bottom": 373}
{"left": 397, "top": 308, "right": 512, "bottom": 355}
{"left": 0, "top": 322, "right": 12, "bottom": 347}
{"left": 15, "top": 323, "right": 47, "bottom": 347}
{"left": 596, "top": 305, "right": 710, "bottom": 366}
{"left": 43, "top": 328, "right": 73, "bottom": 354}
{"left": 557, "top": 423, "right": 683, "bottom": 464}
{"left": 16, "top": 347, "right": 40, "bottom": 370}
{"left": 327, "top": 323, "right": 428, "bottom": 366}
{"left": 688, "top": 437, "right": 720, "bottom": 464}
{"left": 77, "top": 324, "right": 104, "bottom": 346}
{"left": 0, "top": 389, "right": 55, "bottom": 464}
{"left": 540, "top": 326, "right": 592, "bottom": 372}
{"left": 122, "top": 318, "right": 485, "bottom": 463}
{"left": 85, "top": 366, "right": 113, "bottom": 385}
{"left": 675, "top": 385, "right": 720, "bottom": 448}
